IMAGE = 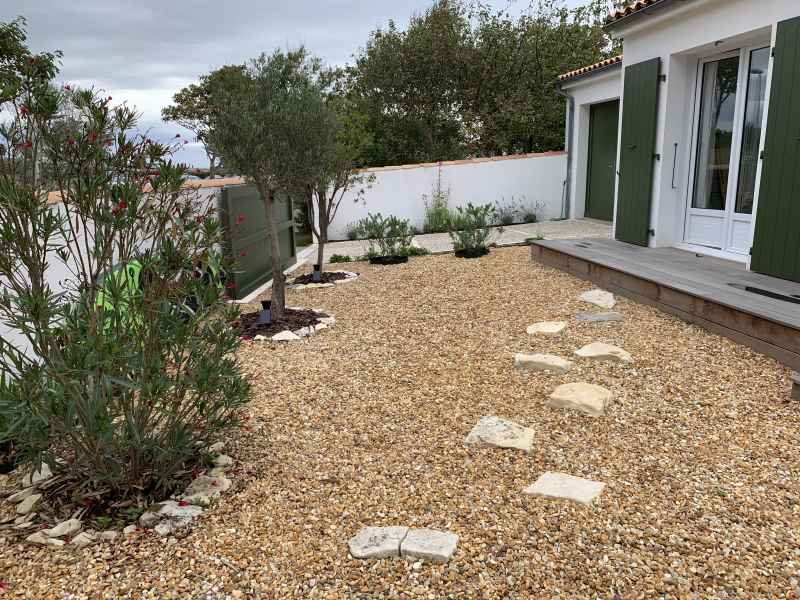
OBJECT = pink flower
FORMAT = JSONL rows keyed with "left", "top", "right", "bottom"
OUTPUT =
{"left": 64, "top": 84, "right": 71, "bottom": 91}
{"left": 178, "top": 500, "right": 189, "bottom": 507}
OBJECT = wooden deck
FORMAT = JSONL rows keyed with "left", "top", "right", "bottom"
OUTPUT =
{"left": 531, "top": 238, "right": 800, "bottom": 371}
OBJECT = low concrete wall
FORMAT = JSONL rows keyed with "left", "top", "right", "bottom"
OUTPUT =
{"left": 325, "top": 152, "right": 567, "bottom": 241}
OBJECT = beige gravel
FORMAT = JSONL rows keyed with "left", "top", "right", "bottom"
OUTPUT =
{"left": 1, "top": 246, "right": 799, "bottom": 599}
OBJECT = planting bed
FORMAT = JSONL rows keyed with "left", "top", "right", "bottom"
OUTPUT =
{"left": 235, "top": 307, "right": 327, "bottom": 339}
{"left": 1, "top": 248, "right": 798, "bottom": 598}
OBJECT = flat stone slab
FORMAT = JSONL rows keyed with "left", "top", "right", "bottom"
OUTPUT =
{"left": 464, "top": 416, "right": 534, "bottom": 452}
{"left": 181, "top": 474, "right": 232, "bottom": 506}
{"left": 523, "top": 472, "right": 605, "bottom": 505}
{"left": 575, "top": 312, "right": 624, "bottom": 323}
{"left": 400, "top": 528, "right": 458, "bottom": 564}
{"left": 526, "top": 321, "right": 567, "bottom": 336}
{"left": 578, "top": 289, "right": 616, "bottom": 309}
{"left": 22, "top": 463, "right": 52, "bottom": 487}
{"left": 514, "top": 353, "right": 573, "bottom": 373}
{"left": 574, "top": 342, "right": 633, "bottom": 363}
{"left": 547, "top": 383, "right": 612, "bottom": 417}
{"left": 348, "top": 526, "right": 409, "bottom": 559}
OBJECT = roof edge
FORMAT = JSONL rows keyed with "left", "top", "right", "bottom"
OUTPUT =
{"left": 558, "top": 56, "right": 623, "bottom": 84}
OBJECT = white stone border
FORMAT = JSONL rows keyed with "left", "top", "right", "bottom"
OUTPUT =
{"left": 253, "top": 308, "right": 336, "bottom": 343}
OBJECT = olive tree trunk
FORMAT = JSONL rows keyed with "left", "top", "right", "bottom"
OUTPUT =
{"left": 259, "top": 186, "right": 285, "bottom": 318}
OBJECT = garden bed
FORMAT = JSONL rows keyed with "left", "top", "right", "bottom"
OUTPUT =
{"left": 235, "top": 307, "right": 328, "bottom": 339}
{"left": 1, "top": 246, "right": 798, "bottom": 598}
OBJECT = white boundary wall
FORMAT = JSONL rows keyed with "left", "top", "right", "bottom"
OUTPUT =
{"left": 324, "top": 152, "right": 567, "bottom": 241}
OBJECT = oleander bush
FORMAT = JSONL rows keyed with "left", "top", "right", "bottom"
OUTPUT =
{"left": 0, "top": 19, "right": 250, "bottom": 507}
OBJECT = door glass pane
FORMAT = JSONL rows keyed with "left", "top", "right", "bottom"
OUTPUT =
{"left": 692, "top": 55, "right": 740, "bottom": 210}
{"left": 735, "top": 47, "right": 770, "bottom": 214}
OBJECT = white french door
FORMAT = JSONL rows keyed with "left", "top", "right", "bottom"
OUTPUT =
{"left": 684, "top": 46, "right": 771, "bottom": 256}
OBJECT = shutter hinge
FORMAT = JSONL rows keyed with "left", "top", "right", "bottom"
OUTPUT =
{"left": 654, "top": 153, "right": 661, "bottom": 161}
{"left": 772, "top": 47, "right": 776, "bottom": 58}
{"left": 659, "top": 74, "right": 667, "bottom": 82}
{"left": 760, "top": 150, "right": 766, "bottom": 160}
{"left": 648, "top": 228, "right": 655, "bottom": 237}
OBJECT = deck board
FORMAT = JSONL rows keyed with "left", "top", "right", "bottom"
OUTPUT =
{"left": 534, "top": 238, "right": 800, "bottom": 328}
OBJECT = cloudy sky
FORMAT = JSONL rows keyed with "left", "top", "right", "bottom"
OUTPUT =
{"left": 2, "top": 0, "right": 585, "bottom": 167}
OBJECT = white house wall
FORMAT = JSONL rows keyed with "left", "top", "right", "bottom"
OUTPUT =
{"left": 561, "top": 70, "right": 622, "bottom": 222}
{"left": 613, "top": 0, "right": 800, "bottom": 250}
{"left": 322, "top": 153, "right": 567, "bottom": 241}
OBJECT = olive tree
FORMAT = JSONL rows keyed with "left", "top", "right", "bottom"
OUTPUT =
{"left": 206, "top": 49, "right": 330, "bottom": 318}
{"left": 308, "top": 70, "right": 373, "bottom": 272}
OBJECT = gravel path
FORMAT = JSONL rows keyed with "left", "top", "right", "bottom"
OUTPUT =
{"left": 323, "top": 218, "right": 611, "bottom": 261}
{"left": 2, "top": 246, "right": 798, "bottom": 598}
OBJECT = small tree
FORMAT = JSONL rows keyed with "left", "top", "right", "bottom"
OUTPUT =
{"left": 0, "top": 18, "right": 249, "bottom": 506}
{"left": 161, "top": 65, "right": 243, "bottom": 178}
{"left": 206, "top": 49, "right": 330, "bottom": 318}
{"left": 308, "top": 70, "right": 373, "bottom": 272}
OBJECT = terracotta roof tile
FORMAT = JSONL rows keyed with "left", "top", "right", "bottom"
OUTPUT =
{"left": 558, "top": 55, "right": 623, "bottom": 82}
{"left": 606, "top": 0, "right": 665, "bottom": 26}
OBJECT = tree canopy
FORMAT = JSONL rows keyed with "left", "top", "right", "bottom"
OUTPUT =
{"left": 349, "top": 0, "right": 613, "bottom": 167}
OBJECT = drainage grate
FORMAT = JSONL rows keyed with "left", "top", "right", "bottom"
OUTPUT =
{"left": 728, "top": 283, "right": 800, "bottom": 305}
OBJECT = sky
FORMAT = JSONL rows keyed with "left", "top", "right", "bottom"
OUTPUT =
{"left": 1, "top": 0, "right": 586, "bottom": 167}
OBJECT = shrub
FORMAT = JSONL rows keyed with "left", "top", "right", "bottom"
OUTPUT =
{"left": 493, "top": 198, "right": 520, "bottom": 226}
{"left": 0, "top": 74, "right": 250, "bottom": 508}
{"left": 522, "top": 210, "right": 538, "bottom": 223}
{"left": 449, "top": 203, "right": 499, "bottom": 254}
{"left": 346, "top": 222, "right": 360, "bottom": 240}
{"left": 355, "top": 213, "right": 415, "bottom": 257}
{"left": 329, "top": 254, "right": 353, "bottom": 263}
{"left": 422, "top": 186, "right": 454, "bottom": 233}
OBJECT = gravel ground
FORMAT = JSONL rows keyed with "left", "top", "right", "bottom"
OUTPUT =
{"left": 2, "top": 246, "right": 799, "bottom": 599}
{"left": 323, "top": 219, "right": 612, "bottom": 261}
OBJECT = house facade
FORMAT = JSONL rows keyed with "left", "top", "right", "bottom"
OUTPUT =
{"left": 559, "top": 0, "right": 800, "bottom": 283}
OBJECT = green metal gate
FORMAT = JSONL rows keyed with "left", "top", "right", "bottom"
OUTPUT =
{"left": 751, "top": 16, "right": 800, "bottom": 283}
{"left": 586, "top": 100, "right": 620, "bottom": 222}
{"left": 615, "top": 58, "right": 661, "bottom": 246}
{"left": 218, "top": 184, "right": 296, "bottom": 300}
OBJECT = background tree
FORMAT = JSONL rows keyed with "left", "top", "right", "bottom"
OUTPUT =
{"left": 308, "top": 69, "right": 374, "bottom": 272}
{"left": 349, "top": 0, "right": 614, "bottom": 166}
{"left": 350, "top": 0, "right": 471, "bottom": 166}
{"left": 161, "top": 65, "right": 243, "bottom": 178}
{"left": 206, "top": 49, "right": 330, "bottom": 319}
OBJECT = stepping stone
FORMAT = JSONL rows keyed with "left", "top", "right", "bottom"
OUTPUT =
{"left": 400, "top": 528, "right": 459, "bottom": 564}
{"left": 575, "top": 312, "right": 624, "bottom": 323}
{"left": 578, "top": 289, "right": 616, "bottom": 309}
{"left": 547, "top": 383, "right": 612, "bottom": 417}
{"left": 523, "top": 472, "right": 605, "bottom": 505}
{"left": 464, "top": 416, "right": 534, "bottom": 452}
{"left": 574, "top": 342, "right": 633, "bottom": 364}
{"left": 271, "top": 330, "right": 301, "bottom": 342}
{"left": 526, "top": 321, "right": 567, "bottom": 336}
{"left": 348, "top": 526, "right": 409, "bottom": 559}
{"left": 514, "top": 353, "right": 573, "bottom": 374}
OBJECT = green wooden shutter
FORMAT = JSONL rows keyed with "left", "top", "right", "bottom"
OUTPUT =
{"left": 750, "top": 17, "right": 800, "bottom": 283}
{"left": 615, "top": 58, "right": 661, "bottom": 246}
